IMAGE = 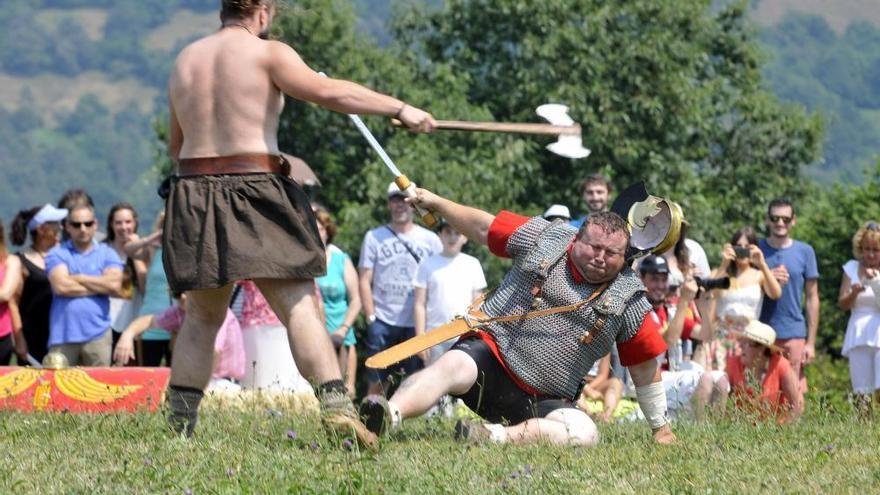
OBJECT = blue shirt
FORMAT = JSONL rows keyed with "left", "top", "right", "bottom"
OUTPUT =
{"left": 570, "top": 216, "right": 586, "bottom": 229}
{"left": 46, "top": 240, "right": 124, "bottom": 346}
{"left": 758, "top": 239, "right": 819, "bottom": 340}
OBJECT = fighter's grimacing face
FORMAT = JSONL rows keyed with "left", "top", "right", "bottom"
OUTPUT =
{"left": 569, "top": 224, "right": 628, "bottom": 284}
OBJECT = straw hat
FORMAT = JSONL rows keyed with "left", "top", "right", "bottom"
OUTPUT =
{"left": 732, "top": 320, "right": 784, "bottom": 354}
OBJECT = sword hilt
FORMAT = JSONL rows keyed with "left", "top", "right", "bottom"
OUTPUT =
{"left": 394, "top": 175, "right": 438, "bottom": 228}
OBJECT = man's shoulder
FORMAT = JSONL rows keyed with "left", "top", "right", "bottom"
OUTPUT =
{"left": 791, "top": 239, "right": 816, "bottom": 253}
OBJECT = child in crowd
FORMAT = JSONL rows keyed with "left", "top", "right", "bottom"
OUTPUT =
{"left": 113, "top": 292, "right": 245, "bottom": 391}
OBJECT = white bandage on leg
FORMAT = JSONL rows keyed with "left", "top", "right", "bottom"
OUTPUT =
{"left": 636, "top": 381, "right": 669, "bottom": 430}
{"left": 388, "top": 401, "right": 403, "bottom": 429}
{"left": 484, "top": 423, "right": 507, "bottom": 443}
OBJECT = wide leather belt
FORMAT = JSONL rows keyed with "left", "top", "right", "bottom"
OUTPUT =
{"left": 176, "top": 154, "right": 288, "bottom": 176}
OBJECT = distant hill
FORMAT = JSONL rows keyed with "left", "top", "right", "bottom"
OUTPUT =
{"left": 0, "top": 0, "right": 877, "bottom": 227}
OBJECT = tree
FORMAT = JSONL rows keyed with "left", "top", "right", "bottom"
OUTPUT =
{"left": 391, "top": 0, "right": 822, "bottom": 257}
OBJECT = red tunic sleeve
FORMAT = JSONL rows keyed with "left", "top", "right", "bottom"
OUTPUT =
{"left": 618, "top": 311, "right": 668, "bottom": 366}
{"left": 487, "top": 210, "right": 530, "bottom": 258}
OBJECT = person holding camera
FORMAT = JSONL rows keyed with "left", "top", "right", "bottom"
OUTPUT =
{"left": 635, "top": 255, "right": 725, "bottom": 419}
{"left": 698, "top": 227, "right": 782, "bottom": 371}
{"left": 758, "top": 199, "right": 819, "bottom": 393}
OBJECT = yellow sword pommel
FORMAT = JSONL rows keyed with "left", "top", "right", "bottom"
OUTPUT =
{"left": 365, "top": 315, "right": 481, "bottom": 369}
{"left": 394, "top": 175, "right": 438, "bottom": 228}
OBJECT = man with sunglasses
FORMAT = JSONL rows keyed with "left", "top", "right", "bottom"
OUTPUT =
{"left": 759, "top": 198, "right": 819, "bottom": 393}
{"left": 46, "top": 205, "right": 123, "bottom": 366}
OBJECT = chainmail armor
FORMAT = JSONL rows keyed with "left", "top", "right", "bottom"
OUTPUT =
{"left": 482, "top": 217, "right": 651, "bottom": 400}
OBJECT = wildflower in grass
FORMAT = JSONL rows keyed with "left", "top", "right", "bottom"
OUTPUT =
{"left": 143, "top": 458, "right": 153, "bottom": 467}
{"left": 287, "top": 430, "right": 298, "bottom": 440}
{"left": 342, "top": 439, "right": 353, "bottom": 451}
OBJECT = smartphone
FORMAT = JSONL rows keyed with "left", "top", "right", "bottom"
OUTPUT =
{"left": 734, "top": 246, "right": 750, "bottom": 259}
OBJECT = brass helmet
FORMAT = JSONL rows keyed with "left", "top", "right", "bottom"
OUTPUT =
{"left": 610, "top": 182, "right": 684, "bottom": 260}
{"left": 42, "top": 351, "right": 69, "bottom": 369}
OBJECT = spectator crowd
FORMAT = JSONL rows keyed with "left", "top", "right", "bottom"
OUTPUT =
{"left": 0, "top": 174, "right": 878, "bottom": 425}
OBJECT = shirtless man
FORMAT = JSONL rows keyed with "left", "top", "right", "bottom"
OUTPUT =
{"left": 164, "top": 0, "right": 435, "bottom": 450}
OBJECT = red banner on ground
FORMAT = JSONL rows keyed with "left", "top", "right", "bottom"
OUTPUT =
{"left": 0, "top": 366, "right": 170, "bottom": 413}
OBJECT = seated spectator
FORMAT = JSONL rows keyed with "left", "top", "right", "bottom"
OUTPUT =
{"left": 697, "top": 227, "right": 782, "bottom": 372}
{"left": 46, "top": 204, "right": 123, "bottom": 366}
{"left": 576, "top": 354, "right": 623, "bottom": 423}
{"left": 314, "top": 207, "right": 361, "bottom": 395}
{"left": 542, "top": 204, "right": 571, "bottom": 223}
{"left": 10, "top": 204, "right": 67, "bottom": 363}
{"left": 636, "top": 255, "right": 726, "bottom": 420}
{"left": 838, "top": 221, "right": 880, "bottom": 413}
{"left": 114, "top": 292, "right": 245, "bottom": 392}
{"left": 725, "top": 320, "right": 803, "bottom": 423}
{"left": 238, "top": 280, "right": 313, "bottom": 393}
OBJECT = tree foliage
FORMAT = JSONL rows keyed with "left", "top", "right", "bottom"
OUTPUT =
{"left": 761, "top": 13, "right": 880, "bottom": 182}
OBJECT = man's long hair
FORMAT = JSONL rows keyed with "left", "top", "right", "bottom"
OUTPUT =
{"left": 221, "top": 0, "right": 273, "bottom": 22}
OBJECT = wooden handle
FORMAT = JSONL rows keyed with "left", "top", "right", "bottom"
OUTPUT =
{"left": 394, "top": 175, "right": 439, "bottom": 228}
{"left": 391, "top": 119, "right": 580, "bottom": 136}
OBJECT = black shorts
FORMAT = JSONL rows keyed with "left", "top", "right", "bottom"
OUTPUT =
{"left": 450, "top": 336, "right": 573, "bottom": 425}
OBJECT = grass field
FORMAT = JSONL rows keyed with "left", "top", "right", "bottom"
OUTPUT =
{"left": 1, "top": 393, "right": 878, "bottom": 494}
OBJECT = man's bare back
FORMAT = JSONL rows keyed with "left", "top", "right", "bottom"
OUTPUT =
{"left": 168, "top": 25, "right": 435, "bottom": 162}
{"left": 170, "top": 29, "right": 283, "bottom": 159}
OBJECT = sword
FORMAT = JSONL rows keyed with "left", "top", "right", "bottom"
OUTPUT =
{"left": 347, "top": 113, "right": 438, "bottom": 227}
{"left": 365, "top": 316, "right": 480, "bottom": 369}
{"left": 319, "top": 72, "right": 438, "bottom": 227}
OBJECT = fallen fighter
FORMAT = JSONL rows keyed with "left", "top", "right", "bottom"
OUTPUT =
{"left": 360, "top": 188, "right": 676, "bottom": 446}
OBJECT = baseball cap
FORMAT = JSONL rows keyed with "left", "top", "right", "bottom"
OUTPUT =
{"left": 638, "top": 255, "right": 669, "bottom": 275}
{"left": 543, "top": 204, "right": 571, "bottom": 221}
{"left": 387, "top": 182, "right": 407, "bottom": 199}
{"left": 28, "top": 204, "right": 68, "bottom": 230}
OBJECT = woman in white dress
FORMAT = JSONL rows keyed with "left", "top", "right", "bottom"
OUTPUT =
{"left": 838, "top": 222, "right": 880, "bottom": 409}
{"left": 698, "top": 227, "right": 782, "bottom": 371}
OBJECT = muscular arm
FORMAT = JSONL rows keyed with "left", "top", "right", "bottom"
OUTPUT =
{"left": 48, "top": 265, "right": 93, "bottom": 297}
{"left": 358, "top": 267, "right": 375, "bottom": 320}
{"left": 410, "top": 188, "right": 495, "bottom": 246}
{"left": 267, "top": 42, "right": 433, "bottom": 130}
{"left": 71, "top": 268, "right": 123, "bottom": 296}
{"left": 0, "top": 255, "right": 22, "bottom": 302}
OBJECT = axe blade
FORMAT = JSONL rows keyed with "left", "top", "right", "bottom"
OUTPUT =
{"left": 537, "top": 104, "right": 591, "bottom": 159}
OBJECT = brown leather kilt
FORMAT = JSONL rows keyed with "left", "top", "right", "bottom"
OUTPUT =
{"left": 162, "top": 156, "right": 325, "bottom": 291}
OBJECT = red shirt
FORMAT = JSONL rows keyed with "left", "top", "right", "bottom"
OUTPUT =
{"left": 480, "top": 211, "right": 666, "bottom": 392}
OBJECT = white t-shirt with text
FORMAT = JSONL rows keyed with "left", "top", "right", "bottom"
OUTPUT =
{"left": 359, "top": 225, "right": 442, "bottom": 327}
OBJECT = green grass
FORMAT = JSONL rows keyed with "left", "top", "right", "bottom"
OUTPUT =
{"left": 1, "top": 395, "right": 878, "bottom": 494}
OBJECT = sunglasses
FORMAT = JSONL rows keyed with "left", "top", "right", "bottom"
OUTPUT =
{"left": 69, "top": 220, "right": 96, "bottom": 229}
{"left": 769, "top": 215, "right": 792, "bottom": 224}
{"left": 866, "top": 221, "right": 879, "bottom": 232}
